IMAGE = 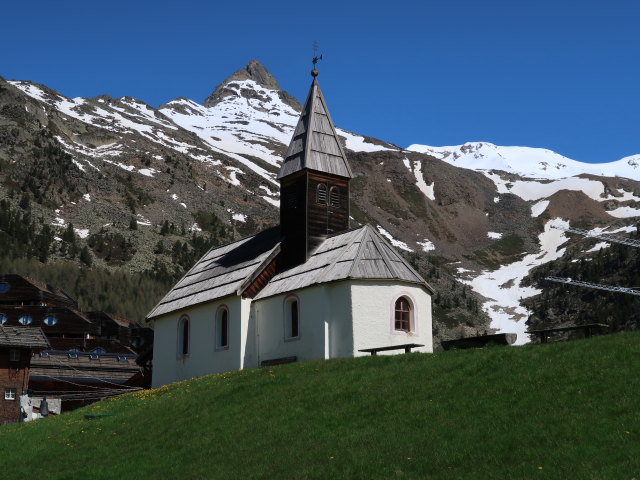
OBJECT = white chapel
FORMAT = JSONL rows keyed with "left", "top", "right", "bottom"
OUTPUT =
{"left": 147, "top": 67, "right": 434, "bottom": 387}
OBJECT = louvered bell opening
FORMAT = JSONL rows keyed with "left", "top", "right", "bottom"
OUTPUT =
{"left": 329, "top": 186, "right": 340, "bottom": 207}
{"left": 316, "top": 184, "right": 327, "bottom": 204}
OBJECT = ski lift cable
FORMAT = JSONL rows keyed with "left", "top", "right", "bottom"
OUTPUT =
{"left": 550, "top": 225, "right": 640, "bottom": 248}
{"left": 545, "top": 276, "right": 640, "bottom": 296}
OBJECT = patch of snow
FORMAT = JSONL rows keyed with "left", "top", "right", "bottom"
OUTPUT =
{"left": 136, "top": 214, "right": 152, "bottom": 226}
{"left": 376, "top": 226, "right": 413, "bottom": 252}
{"left": 138, "top": 168, "right": 158, "bottom": 177}
{"left": 190, "top": 223, "right": 202, "bottom": 232}
{"left": 338, "top": 129, "right": 395, "bottom": 153}
{"left": 74, "top": 228, "right": 90, "bottom": 239}
{"left": 259, "top": 185, "right": 278, "bottom": 196}
{"left": 179, "top": 203, "right": 187, "bottom": 209}
{"left": 466, "top": 218, "right": 570, "bottom": 345}
{"left": 232, "top": 213, "right": 247, "bottom": 222}
{"left": 83, "top": 194, "right": 91, "bottom": 202}
{"left": 411, "top": 159, "right": 435, "bottom": 200}
{"left": 417, "top": 239, "right": 435, "bottom": 252}
{"left": 487, "top": 232, "right": 503, "bottom": 239}
{"left": 171, "top": 193, "right": 178, "bottom": 200}
{"left": 531, "top": 200, "right": 549, "bottom": 217}
{"left": 494, "top": 197, "right": 500, "bottom": 203}
{"left": 224, "top": 166, "right": 243, "bottom": 186}
{"left": 261, "top": 196, "right": 279, "bottom": 207}
{"left": 584, "top": 241, "right": 610, "bottom": 253}
{"left": 607, "top": 206, "right": 640, "bottom": 218}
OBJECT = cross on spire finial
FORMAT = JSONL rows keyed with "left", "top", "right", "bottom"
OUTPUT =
{"left": 311, "top": 41, "right": 322, "bottom": 77}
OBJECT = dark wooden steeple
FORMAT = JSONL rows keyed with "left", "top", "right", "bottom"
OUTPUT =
{"left": 278, "top": 69, "right": 353, "bottom": 268}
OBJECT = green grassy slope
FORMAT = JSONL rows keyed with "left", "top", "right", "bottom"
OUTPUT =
{"left": 2, "top": 332, "right": 639, "bottom": 479}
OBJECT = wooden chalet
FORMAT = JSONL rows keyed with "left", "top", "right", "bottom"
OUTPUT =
{"left": 0, "top": 274, "right": 153, "bottom": 412}
{"left": 0, "top": 326, "right": 49, "bottom": 424}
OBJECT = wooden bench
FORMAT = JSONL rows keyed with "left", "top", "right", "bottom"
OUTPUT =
{"left": 527, "top": 323, "right": 608, "bottom": 344}
{"left": 441, "top": 333, "right": 517, "bottom": 350}
{"left": 260, "top": 356, "right": 297, "bottom": 367}
{"left": 358, "top": 343, "right": 424, "bottom": 356}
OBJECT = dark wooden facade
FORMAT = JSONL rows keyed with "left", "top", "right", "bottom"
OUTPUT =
{"left": 280, "top": 170, "right": 350, "bottom": 268}
{"left": 0, "top": 274, "right": 152, "bottom": 414}
{"left": 0, "top": 346, "right": 30, "bottom": 424}
{"left": 242, "top": 257, "right": 279, "bottom": 299}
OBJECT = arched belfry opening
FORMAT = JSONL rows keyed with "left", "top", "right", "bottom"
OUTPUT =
{"left": 278, "top": 70, "right": 353, "bottom": 268}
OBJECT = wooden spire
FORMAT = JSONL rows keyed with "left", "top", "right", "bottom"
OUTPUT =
{"left": 277, "top": 77, "right": 353, "bottom": 180}
{"left": 278, "top": 71, "right": 353, "bottom": 268}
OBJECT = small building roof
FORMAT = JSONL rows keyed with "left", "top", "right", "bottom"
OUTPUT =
{"left": 0, "top": 326, "right": 49, "bottom": 349}
{"left": 254, "top": 224, "right": 433, "bottom": 299}
{"left": 277, "top": 77, "right": 353, "bottom": 180}
{"left": 146, "top": 228, "right": 281, "bottom": 320}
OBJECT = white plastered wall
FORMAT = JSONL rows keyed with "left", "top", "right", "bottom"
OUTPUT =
{"left": 255, "top": 285, "right": 326, "bottom": 364}
{"left": 151, "top": 295, "right": 248, "bottom": 388}
{"left": 350, "top": 281, "right": 433, "bottom": 355}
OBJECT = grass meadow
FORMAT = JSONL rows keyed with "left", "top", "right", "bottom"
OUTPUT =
{"left": 1, "top": 331, "right": 638, "bottom": 479}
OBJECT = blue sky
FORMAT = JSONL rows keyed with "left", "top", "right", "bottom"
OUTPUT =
{"left": 2, "top": 0, "right": 638, "bottom": 163}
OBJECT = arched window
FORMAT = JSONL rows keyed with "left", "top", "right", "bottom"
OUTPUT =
{"left": 284, "top": 296, "right": 300, "bottom": 340}
{"left": 216, "top": 307, "right": 229, "bottom": 350}
{"left": 329, "top": 186, "right": 340, "bottom": 207}
{"left": 316, "top": 183, "right": 327, "bottom": 205}
{"left": 178, "top": 315, "right": 190, "bottom": 357}
{"left": 394, "top": 297, "right": 412, "bottom": 332}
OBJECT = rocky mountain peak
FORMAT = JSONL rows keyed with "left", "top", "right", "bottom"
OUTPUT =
{"left": 203, "top": 60, "right": 301, "bottom": 111}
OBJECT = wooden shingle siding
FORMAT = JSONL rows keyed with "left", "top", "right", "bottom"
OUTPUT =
{"left": 277, "top": 78, "right": 353, "bottom": 180}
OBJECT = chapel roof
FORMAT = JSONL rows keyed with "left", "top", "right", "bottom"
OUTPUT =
{"left": 277, "top": 77, "right": 353, "bottom": 179}
{"left": 146, "top": 224, "right": 433, "bottom": 320}
{"left": 146, "top": 227, "right": 281, "bottom": 319}
{"left": 253, "top": 224, "right": 433, "bottom": 299}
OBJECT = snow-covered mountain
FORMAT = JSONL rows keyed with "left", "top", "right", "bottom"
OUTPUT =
{"left": 2, "top": 60, "right": 639, "bottom": 343}
{"left": 408, "top": 142, "right": 640, "bottom": 181}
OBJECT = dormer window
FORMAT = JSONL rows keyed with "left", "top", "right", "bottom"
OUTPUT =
{"left": 316, "top": 183, "right": 327, "bottom": 205}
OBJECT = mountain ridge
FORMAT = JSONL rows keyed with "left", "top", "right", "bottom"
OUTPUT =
{"left": 2, "top": 59, "right": 640, "bottom": 343}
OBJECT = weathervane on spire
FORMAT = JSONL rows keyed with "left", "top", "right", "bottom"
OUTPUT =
{"left": 311, "top": 40, "right": 322, "bottom": 77}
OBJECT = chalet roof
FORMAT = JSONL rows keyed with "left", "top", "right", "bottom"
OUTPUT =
{"left": 254, "top": 225, "right": 434, "bottom": 300}
{"left": 0, "top": 326, "right": 49, "bottom": 349}
{"left": 30, "top": 351, "right": 140, "bottom": 383}
{"left": 146, "top": 228, "right": 281, "bottom": 319}
{"left": 277, "top": 77, "right": 353, "bottom": 179}
{"left": 0, "top": 274, "right": 78, "bottom": 308}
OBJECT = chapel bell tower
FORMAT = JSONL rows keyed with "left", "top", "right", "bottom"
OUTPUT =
{"left": 278, "top": 65, "right": 353, "bottom": 268}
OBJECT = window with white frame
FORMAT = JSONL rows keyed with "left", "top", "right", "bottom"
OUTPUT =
{"left": 4, "top": 388, "right": 16, "bottom": 401}
{"left": 394, "top": 296, "right": 412, "bottom": 332}
{"left": 215, "top": 307, "right": 229, "bottom": 350}
{"left": 178, "top": 315, "right": 190, "bottom": 357}
{"left": 284, "top": 296, "right": 300, "bottom": 340}
{"left": 9, "top": 349, "right": 20, "bottom": 362}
